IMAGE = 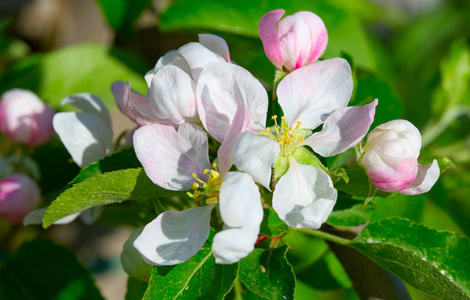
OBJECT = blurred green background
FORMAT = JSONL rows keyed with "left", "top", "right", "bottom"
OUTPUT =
{"left": 0, "top": 0, "right": 469, "bottom": 299}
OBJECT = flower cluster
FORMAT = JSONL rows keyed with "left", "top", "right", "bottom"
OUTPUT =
{"left": 104, "top": 9, "right": 440, "bottom": 267}
{"left": 40, "top": 9, "right": 440, "bottom": 268}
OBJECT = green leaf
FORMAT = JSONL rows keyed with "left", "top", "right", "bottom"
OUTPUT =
{"left": 327, "top": 196, "right": 378, "bottom": 228}
{"left": 70, "top": 148, "right": 141, "bottom": 185}
{"left": 96, "top": 0, "right": 152, "bottom": 36}
{"left": 126, "top": 277, "right": 148, "bottom": 300}
{"left": 350, "top": 218, "right": 470, "bottom": 299}
{"left": 239, "top": 246, "right": 295, "bottom": 300}
{"left": 335, "top": 168, "right": 390, "bottom": 198}
{"left": 0, "top": 238, "right": 103, "bottom": 300}
{"left": 260, "top": 208, "right": 289, "bottom": 237}
{"left": 144, "top": 248, "right": 237, "bottom": 299}
{"left": 43, "top": 168, "right": 183, "bottom": 228}
{"left": 0, "top": 44, "right": 148, "bottom": 108}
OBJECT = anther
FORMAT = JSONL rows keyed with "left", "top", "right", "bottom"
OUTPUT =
{"left": 271, "top": 115, "right": 277, "bottom": 120}
{"left": 203, "top": 169, "right": 209, "bottom": 174}
{"left": 206, "top": 197, "right": 218, "bottom": 204}
{"left": 300, "top": 136, "right": 305, "bottom": 143}
{"left": 191, "top": 182, "right": 199, "bottom": 190}
{"left": 212, "top": 163, "right": 217, "bottom": 168}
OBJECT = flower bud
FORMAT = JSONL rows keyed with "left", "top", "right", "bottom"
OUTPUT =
{"left": 258, "top": 9, "right": 328, "bottom": 72}
{"left": 362, "top": 120, "right": 439, "bottom": 194}
{"left": 0, "top": 89, "right": 55, "bottom": 146}
{"left": 0, "top": 174, "right": 41, "bottom": 224}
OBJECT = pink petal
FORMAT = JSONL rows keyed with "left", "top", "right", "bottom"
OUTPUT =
{"left": 111, "top": 81, "right": 159, "bottom": 126}
{"left": 277, "top": 58, "right": 353, "bottom": 130}
{"left": 133, "top": 123, "right": 210, "bottom": 191}
{"left": 278, "top": 11, "right": 327, "bottom": 71}
{"left": 198, "top": 34, "right": 230, "bottom": 62}
{"left": 217, "top": 80, "right": 251, "bottom": 176}
{"left": 400, "top": 160, "right": 440, "bottom": 195}
{"left": 304, "top": 99, "right": 378, "bottom": 157}
{"left": 258, "top": 9, "right": 285, "bottom": 70}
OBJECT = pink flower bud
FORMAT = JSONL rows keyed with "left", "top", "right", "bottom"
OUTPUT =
{"left": 258, "top": 9, "right": 328, "bottom": 72}
{"left": 0, "top": 89, "right": 55, "bottom": 146}
{"left": 362, "top": 120, "right": 439, "bottom": 194}
{"left": 0, "top": 174, "right": 41, "bottom": 224}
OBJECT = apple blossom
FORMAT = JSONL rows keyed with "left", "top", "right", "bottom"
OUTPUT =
{"left": 258, "top": 9, "right": 328, "bottom": 72}
{"left": 0, "top": 174, "right": 41, "bottom": 224}
{"left": 112, "top": 34, "right": 232, "bottom": 128}
{"left": 362, "top": 120, "right": 440, "bottom": 194}
{"left": 232, "top": 58, "right": 377, "bottom": 229}
{"left": 0, "top": 89, "right": 54, "bottom": 146}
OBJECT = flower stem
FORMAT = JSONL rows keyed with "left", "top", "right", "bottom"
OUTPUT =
{"left": 296, "top": 228, "right": 350, "bottom": 246}
{"left": 233, "top": 277, "right": 243, "bottom": 300}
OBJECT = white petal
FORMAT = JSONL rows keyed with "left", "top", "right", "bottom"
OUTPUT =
{"left": 133, "top": 123, "right": 210, "bottom": 191}
{"left": 212, "top": 224, "right": 260, "bottom": 264}
{"left": 150, "top": 65, "right": 198, "bottom": 125}
{"left": 197, "top": 62, "right": 268, "bottom": 143}
{"left": 178, "top": 42, "right": 225, "bottom": 82}
{"left": 61, "top": 93, "right": 111, "bottom": 126}
{"left": 23, "top": 208, "right": 80, "bottom": 226}
{"left": 305, "top": 99, "right": 378, "bottom": 157}
{"left": 400, "top": 160, "right": 440, "bottom": 195}
{"left": 218, "top": 172, "right": 263, "bottom": 228}
{"left": 232, "top": 131, "right": 280, "bottom": 190}
{"left": 134, "top": 205, "right": 215, "bottom": 266}
{"left": 111, "top": 81, "right": 159, "bottom": 125}
{"left": 273, "top": 158, "right": 337, "bottom": 229}
{"left": 146, "top": 51, "right": 193, "bottom": 87}
{"left": 198, "top": 34, "right": 230, "bottom": 62}
{"left": 53, "top": 112, "right": 113, "bottom": 168}
{"left": 277, "top": 58, "right": 353, "bottom": 130}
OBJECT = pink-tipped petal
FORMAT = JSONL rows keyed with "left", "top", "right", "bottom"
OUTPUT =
{"left": 277, "top": 11, "right": 327, "bottom": 71}
{"left": 217, "top": 81, "right": 250, "bottom": 176}
{"left": 134, "top": 205, "right": 215, "bottom": 266}
{"left": 363, "top": 151, "right": 418, "bottom": 192}
{"left": 112, "top": 81, "right": 158, "bottom": 126}
{"left": 133, "top": 123, "right": 210, "bottom": 191}
{"left": 400, "top": 160, "right": 440, "bottom": 195}
{"left": 258, "top": 9, "right": 285, "bottom": 70}
{"left": 198, "top": 34, "right": 231, "bottom": 62}
{"left": 277, "top": 58, "right": 353, "bottom": 130}
{"left": 305, "top": 99, "right": 378, "bottom": 157}
{"left": 371, "top": 120, "right": 422, "bottom": 157}
{"left": 197, "top": 62, "right": 268, "bottom": 143}
{"left": 273, "top": 158, "right": 337, "bottom": 229}
{"left": 150, "top": 65, "right": 198, "bottom": 125}
{"left": 231, "top": 131, "right": 280, "bottom": 190}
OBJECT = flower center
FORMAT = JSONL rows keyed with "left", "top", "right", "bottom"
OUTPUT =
{"left": 187, "top": 163, "right": 223, "bottom": 205}
{"left": 260, "top": 115, "right": 305, "bottom": 157}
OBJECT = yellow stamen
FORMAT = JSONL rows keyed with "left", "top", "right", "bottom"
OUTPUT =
{"left": 212, "top": 163, "right": 217, "bottom": 168}
{"left": 191, "top": 182, "right": 199, "bottom": 190}
{"left": 281, "top": 116, "right": 286, "bottom": 120}
{"left": 210, "top": 170, "right": 220, "bottom": 181}
{"left": 271, "top": 115, "right": 277, "bottom": 120}
{"left": 300, "top": 136, "right": 305, "bottom": 143}
{"left": 203, "top": 169, "right": 209, "bottom": 174}
{"left": 206, "top": 197, "right": 218, "bottom": 204}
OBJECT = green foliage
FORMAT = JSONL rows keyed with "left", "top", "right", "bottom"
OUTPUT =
{"left": 43, "top": 168, "right": 184, "bottom": 228}
{"left": 260, "top": 208, "right": 289, "bottom": 237}
{"left": 126, "top": 278, "right": 148, "bottom": 300}
{"left": 335, "top": 168, "right": 390, "bottom": 198}
{"left": 144, "top": 248, "right": 237, "bottom": 299}
{"left": 350, "top": 218, "right": 470, "bottom": 299}
{"left": 239, "top": 246, "right": 295, "bottom": 300}
{"left": 0, "top": 44, "right": 148, "bottom": 108}
{"left": 0, "top": 239, "right": 103, "bottom": 300}
{"left": 96, "top": 0, "right": 152, "bottom": 36}
{"left": 327, "top": 196, "right": 378, "bottom": 228}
